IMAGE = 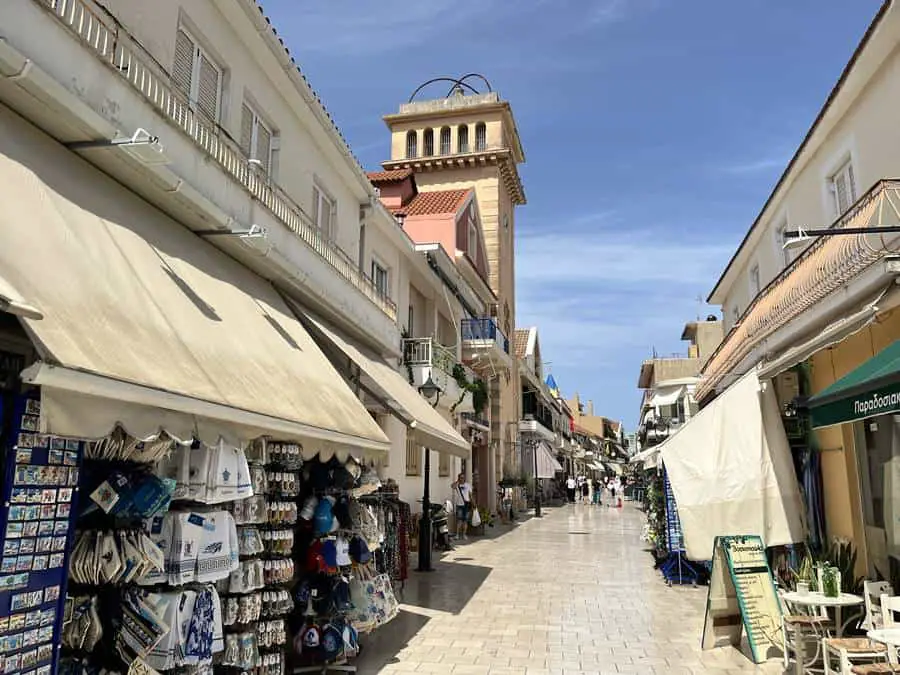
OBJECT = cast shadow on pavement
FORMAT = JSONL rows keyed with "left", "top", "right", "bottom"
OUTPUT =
{"left": 399, "top": 559, "right": 492, "bottom": 615}
{"left": 356, "top": 609, "right": 430, "bottom": 675}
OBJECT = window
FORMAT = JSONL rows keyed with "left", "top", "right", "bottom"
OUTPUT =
{"left": 239, "top": 103, "right": 273, "bottom": 174}
{"left": 467, "top": 218, "right": 478, "bottom": 263}
{"left": 475, "top": 122, "right": 487, "bottom": 151}
{"left": 312, "top": 185, "right": 335, "bottom": 240}
{"left": 440, "top": 127, "right": 451, "bottom": 155}
{"left": 731, "top": 305, "right": 740, "bottom": 325}
{"left": 829, "top": 159, "right": 857, "bottom": 216}
{"left": 775, "top": 221, "right": 794, "bottom": 267}
{"left": 172, "top": 27, "right": 222, "bottom": 122}
{"left": 423, "top": 128, "right": 434, "bottom": 156}
{"left": 405, "top": 438, "right": 421, "bottom": 476}
{"left": 405, "top": 130, "right": 417, "bottom": 158}
{"left": 371, "top": 259, "right": 389, "bottom": 298}
{"left": 438, "top": 452, "right": 450, "bottom": 477}
{"left": 457, "top": 125, "right": 469, "bottom": 153}
{"left": 749, "top": 263, "right": 760, "bottom": 297}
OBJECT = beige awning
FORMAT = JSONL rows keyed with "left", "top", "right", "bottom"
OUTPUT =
{"left": 0, "top": 273, "right": 42, "bottom": 320}
{"left": 0, "top": 105, "right": 389, "bottom": 457}
{"left": 524, "top": 441, "right": 563, "bottom": 478}
{"left": 297, "top": 311, "right": 471, "bottom": 460}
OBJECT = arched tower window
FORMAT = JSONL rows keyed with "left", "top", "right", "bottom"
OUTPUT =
{"left": 423, "top": 128, "right": 434, "bottom": 156}
{"left": 440, "top": 126, "right": 451, "bottom": 155}
{"left": 406, "top": 130, "right": 417, "bottom": 158}
{"left": 457, "top": 125, "right": 469, "bottom": 153}
{"left": 475, "top": 122, "right": 487, "bottom": 151}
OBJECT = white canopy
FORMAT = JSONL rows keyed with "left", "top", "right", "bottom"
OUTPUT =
{"left": 661, "top": 370, "right": 805, "bottom": 560}
{"left": 0, "top": 105, "right": 389, "bottom": 457}
{"left": 650, "top": 385, "right": 685, "bottom": 408}
{"left": 525, "top": 441, "right": 563, "bottom": 478}
{"left": 298, "top": 311, "right": 471, "bottom": 460}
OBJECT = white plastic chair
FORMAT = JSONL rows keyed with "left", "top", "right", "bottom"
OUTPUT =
{"left": 780, "top": 588, "right": 832, "bottom": 673}
{"left": 847, "top": 593, "right": 900, "bottom": 674}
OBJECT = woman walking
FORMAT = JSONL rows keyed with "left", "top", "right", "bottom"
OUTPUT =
{"left": 580, "top": 477, "right": 590, "bottom": 504}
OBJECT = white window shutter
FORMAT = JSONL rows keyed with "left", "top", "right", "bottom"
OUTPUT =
{"left": 172, "top": 29, "right": 194, "bottom": 100}
{"left": 847, "top": 163, "right": 857, "bottom": 202}
{"left": 239, "top": 104, "right": 253, "bottom": 156}
{"left": 196, "top": 53, "right": 220, "bottom": 121}
{"left": 835, "top": 173, "right": 849, "bottom": 214}
{"left": 312, "top": 187, "right": 320, "bottom": 228}
{"left": 256, "top": 122, "right": 272, "bottom": 173}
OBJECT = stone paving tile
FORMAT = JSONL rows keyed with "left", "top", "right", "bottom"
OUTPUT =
{"left": 358, "top": 503, "right": 785, "bottom": 674}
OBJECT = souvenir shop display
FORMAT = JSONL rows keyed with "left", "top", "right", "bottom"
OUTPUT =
{"left": 58, "top": 431, "right": 255, "bottom": 675}
{"left": 216, "top": 440, "right": 301, "bottom": 675}
{"left": 290, "top": 456, "right": 400, "bottom": 675}
{"left": 0, "top": 396, "right": 82, "bottom": 675}
{"left": 356, "top": 483, "right": 411, "bottom": 587}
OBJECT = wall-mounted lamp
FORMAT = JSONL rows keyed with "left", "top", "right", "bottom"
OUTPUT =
{"left": 418, "top": 375, "right": 443, "bottom": 408}
{"left": 194, "top": 224, "right": 268, "bottom": 240}
{"left": 66, "top": 128, "right": 169, "bottom": 165}
{"left": 783, "top": 226, "right": 900, "bottom": 251}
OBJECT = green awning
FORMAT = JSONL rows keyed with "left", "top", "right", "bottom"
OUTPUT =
{"left": 809, "top": 339, "right": 900, "bottom": 428}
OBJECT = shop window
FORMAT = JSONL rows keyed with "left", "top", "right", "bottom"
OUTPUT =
{"left": 239, "top": 102, "right": 274, "bottom": 175}
{"left": 172, "top": 27, "right": 222, "bottom": 123}
{"left": 829, "top": 158, "right": 857, "bottom": 217}
{"left": 457, "top": 125, "right": 469, "bottom": 153}
{"left": 438, "top": 452, "right": 450, "bottom": 477}
{"left": 406, "top": 130, "right": 418, "bottom": 158}
{"left": 440, "top": 127, "right": 451, "bottom": 155}
{"left": 406, "top": 437, "right": 421, "bottom": 476}
{"left": 423, "top": 128, "right": 434, "bottom": 156}
{"left": 312, "top": 184, "right": 335, "bottom": 240}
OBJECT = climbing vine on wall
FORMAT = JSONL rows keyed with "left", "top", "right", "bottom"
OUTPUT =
{"left": 450, "top": 363, "right": 488, "bottom": 415}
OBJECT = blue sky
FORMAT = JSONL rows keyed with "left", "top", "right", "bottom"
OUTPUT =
{"left": 261, "top": 0, "right": 881, "bottom": 428}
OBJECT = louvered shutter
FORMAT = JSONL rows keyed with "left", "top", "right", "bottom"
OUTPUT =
{"left": 406, "top": 438, "right": 421, "bottom": 476}
{"left": 196, "top": 53, "right": 220, "bottom": 121}
{"left": 312, "top": 187, "right": 320, "bottom": 228}
{"left": 255, "top": 121, "right": 272, "bottom": 173}
{"left": 847, "top": 163, "right": 857, "bottom": 203}
{"left": 172, "top": 29, "right": 194, "bottom": 100}
{"left": 835, "top": 173, "right": 849, "bottom": 214}
{"left": 239, "top": 104, "right": 254, "bottom": 156}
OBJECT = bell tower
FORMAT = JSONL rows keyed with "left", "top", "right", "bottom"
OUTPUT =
{"left": 381, "top": 75, "right": 526, "bottom": 495}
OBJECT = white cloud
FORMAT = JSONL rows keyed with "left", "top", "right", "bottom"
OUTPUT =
{"left": 721, "top": 156, "right": 788, "bottom": 174}
{"left": 515, "top": 224, "right": 730, "bottom": 424}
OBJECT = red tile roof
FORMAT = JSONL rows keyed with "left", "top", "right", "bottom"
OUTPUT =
{"left": 514, "top": 329, "right": 531, "bottom": 359}
{"left": 397, "top": 189, "right": 471, "bottom": 217}
{"left": 367, "top": 168, "right": 414, "bottom": 184}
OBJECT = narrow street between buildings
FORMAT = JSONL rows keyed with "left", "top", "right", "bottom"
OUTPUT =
{"left": 359, "top": 504, "right": 784, "bottom": 674}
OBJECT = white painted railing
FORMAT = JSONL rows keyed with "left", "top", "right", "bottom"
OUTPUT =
{"left": 37, "top": 0, "right": 397, "bottom": 321}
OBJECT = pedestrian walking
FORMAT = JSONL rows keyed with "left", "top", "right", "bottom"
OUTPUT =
{"left": 565, "top": 475, "right": 576, "bottom": 503}
{"left": 580, "top": 477, "right": 590, "bottom": 503}
{"left": 451, "top": 473, "right": 472, "bottom": 540}
{"left": 607, "top": 477, "right": 617, "bottom": 507}
{"left": 592, "top": 478, "right": 602, "bottom": 505}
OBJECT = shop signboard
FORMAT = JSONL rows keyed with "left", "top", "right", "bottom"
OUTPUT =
{"left": 702, "top": 535, "right": 782, "bottom": 664}
{"left": 810, "top": 382, "right": 900, "bottom": 428}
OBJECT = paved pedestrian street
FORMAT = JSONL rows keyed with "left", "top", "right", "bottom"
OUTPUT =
{"left": 358, "top": 503, "right": 785, "bottom": 674}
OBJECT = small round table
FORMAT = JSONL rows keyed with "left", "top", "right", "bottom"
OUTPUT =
{"left": 866, "top": 630, "right": 900, "bottom": 671}
{"left": 782, "top": 591, "right": 864, "bottom": 637}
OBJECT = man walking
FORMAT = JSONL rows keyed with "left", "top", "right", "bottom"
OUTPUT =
{"left": 451, "top": 473, "right": 472, "bottom": 540}
{"left": 565, "top": 475, "right": 576, "bottom": 504}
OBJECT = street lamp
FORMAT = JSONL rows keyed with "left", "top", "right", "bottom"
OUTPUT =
{"left": 782, "top": 225, "right": 900, "bottom": 251}
{"left": 416, "top": 376, "right": 442, "bottom": 572}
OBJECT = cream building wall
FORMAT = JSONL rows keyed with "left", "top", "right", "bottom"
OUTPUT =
{"left": 710, "top": 4, "right": 900, "bottom": 330}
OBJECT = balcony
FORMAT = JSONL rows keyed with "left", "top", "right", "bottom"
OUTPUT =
{"left": 461, "top": 318, "right": 513, "bottom": 372}
{"left": 4, "top": 0, "right": 400, "bottom": 352}
{"left": 518, "top": 415, "right": 556, "bottom": 443}
{"left": 402, "top": 338, "right": 474, "bottom": 413}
